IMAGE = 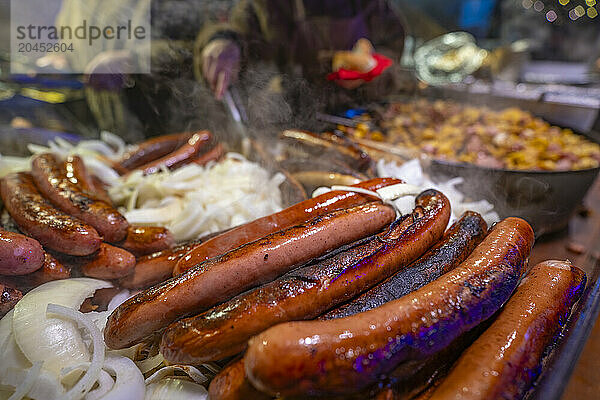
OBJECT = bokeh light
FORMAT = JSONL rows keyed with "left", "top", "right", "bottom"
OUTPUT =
{"left": 534, "top": 0, "right": 545, "bottom": 11}
{"left": 587, "top": 6, "right": 598, "bottom": 17}
{"left": 546, "top": 10, "right": 558, "bottom": 21}
{"left": 523, "top": 0, "right": 533, "bottom": 9}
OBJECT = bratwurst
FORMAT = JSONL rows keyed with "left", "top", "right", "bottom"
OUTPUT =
{"left": 244, "top": 217, "right": 534, "bottom": 397}
{"left": 161, "top": 190, "right": 450, "bottom": 363}
{"left": 105, "top": 201, "right": 395, "bottom": 349}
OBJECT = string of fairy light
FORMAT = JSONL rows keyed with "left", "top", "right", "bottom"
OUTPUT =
{"left": 521, "top": 0, "right": 598, "bottom": 22}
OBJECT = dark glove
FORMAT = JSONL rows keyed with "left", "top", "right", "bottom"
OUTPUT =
{"left": 201, "top": 39, "right": 241, "bottom": 100}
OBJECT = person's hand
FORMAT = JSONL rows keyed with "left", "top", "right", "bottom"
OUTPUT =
{"left": 84, "top": 50, "right": 134, "bottom": 91}
{"left": 336, "top": 79, "right": 365, "bottom": 90}
{"left": 201, "top": 39, "right": 241, "bottom": 100}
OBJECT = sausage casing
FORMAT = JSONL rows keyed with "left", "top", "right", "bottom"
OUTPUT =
{"left": 118, "top": 133, "right": 192, "bottom": 170}
{"left": 0, "top": 228, "right": 45, "bottom": 275}
{"left": 0, "top": 172, "right": 102, "bottom": 256}
{"left": 322, "top": 211, "right": 487, "bottom": 320}
{"left": 140, "top": 131, "right": 212, "bottom": 175}
{"left": 430, "top": 260, "right": 586, "bottom": 400}
{"left": 173, "top": 177, "right": 403, "bottom": 275}
{"left": 244, "top": 217, "right": 534, "bottom": 397}
{"left": 80, "top": 243, "right": 136, "bottom": 280}
{"left": 161, "top": 190, "right": 450, "bottom": 363}
{"left": 31, "top": 153, "right": 128, "bottom": 243}
{"left": 105, "top": 202, "right": 395, "bottom": 349}
{"left": 116, "top": 226, "right": 174, "bottom": 257}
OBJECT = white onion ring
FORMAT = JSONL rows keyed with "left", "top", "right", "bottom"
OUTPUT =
{"left": 7, "top": 361, "right": 42, "bottom": 400}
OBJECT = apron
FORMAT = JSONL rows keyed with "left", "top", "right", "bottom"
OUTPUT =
{"left": 290, "top": 0, "right": 376, "bottom": 81}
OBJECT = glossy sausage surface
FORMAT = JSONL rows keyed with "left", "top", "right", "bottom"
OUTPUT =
{"left": 31, "top": 153, "right": 128, "bottom": 243}
{"left": 0, "top": 228, "right": 45, "bottom": 275}
{"left": 0, "top": 172, "right": 102, "bottom": 256}
{"left": 65, "top": 155, "right": 112, "bottom": 204}
{"left": 119, "top": 241, "right": 200, "bottom": 289}
{"left": 105, "top": 202, "right": 395, "bottom": 349}
{"left": 244, "top": 217, "right": 534, "bottom": 397}
{"left": 118, "top": 133, "right": 192, "bottom": 170}
{"left": 209, "top": 357, "right": 271, "bottom": 400}
{"left": 140, "top": 131, "right": 212, "bottom": 175}
{"left": 80, "top": 243, "right": 136, "bottom": 280}
{"left": 193, "top": 142, "right": 225, "bottom": 166}
{"left": 174, "top": 177, "right": 403, "bottom": 275}
{"left": 161, "top": 190, "right": 450, "bottom": 363}
{"left": 117, "top": 226, "right": 174, "bottom": 257}
{"left": 322, "top": 211, "right": 487, "bottom": 320}
{"left": 0, "top": 252, "right": 71, "bottom": 292}
{"left": 430, "top": 260, "right": 586, "bottom": 400}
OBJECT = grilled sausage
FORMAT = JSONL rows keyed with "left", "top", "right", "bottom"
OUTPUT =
{"left": 116, "top": 226, "right": 175, "bottom": 257}
{"left": 81, "top": 243, "right": 136, "bottom": 280}
{"left": 0, "top": 283, "right": 22, "bottom": 317}
{"left": 173, "top": 177, "right": 403, "bottom": 275}
{"left": 118, "top": 133, "right": 192, "bottom": 170}
{"left": 430, "top": 260, "right": 586, "bottom": 400}
{"left": 105, "top": 202, "right": 396, "bottom": 349}
{"left": 209, "top": 357, "right": 271, "bottom": 400}
{"left": 0, "top": 253, "right": 71, "bottom": 292}
{"left": 194, "top": 143, "right": 225, "bottom": 166}
{"left": 0, "top": 228, "right": 45, "bottom": 275}
{"left": 161, "top": 190, "right": 450, "bottom": 363}
{"left": 139, "top": 131, "right": 212, "bottom": 175}
{"left": 119, "top": 241, "right": 200, "bottom": 289}
{"left": 322, "top": 211, "right": 487, "bottom": 320}
{"left": 31, "top": 153, "right": 129, "bottom": 243}
{"left": 244, "top": 217, "right": 535, "bottom": 397}
{"left": 0, "top": 172, "right": 102, "bottom": 256}
{"left": 65, "top": 155, "right": 112, "bottom": 204}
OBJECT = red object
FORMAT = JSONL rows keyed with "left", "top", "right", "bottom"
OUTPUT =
{"left": 327, "top": 53, "right": 392, "bottom": 82}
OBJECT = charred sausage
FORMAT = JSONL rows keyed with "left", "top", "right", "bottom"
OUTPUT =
{"left": 116, "top": 226, "right": 175, "bottom": 257}
{"left": 244, "top": 217, "right": 534, "bottom": 397}
{"left": 118, "top": 241, "right": 200, "bottom": 289}
{"left": 118, "top": 133, "right": 192, "bottom": 171}
{"left": 430, "top": 260, "right": 586, "bottom": 400}
{"left": 31, "top": 153, "right": 129, "bottom": 243}
{"left": 173, "top": 177, "right": 403, "bottom": 275}
{"left": 322, "top": 211, "right": 487, "bottom": 320}
{"left": 105, "top": 202, "right": 396, "bottom": 349}
{"left": 0, "top": 228, "right": 45, "bottom": 275}
{"left": 0, "top": 172, "right": 102, "bottom": 256}
{"left": 80, "top": 243, "right": 136, "bottom": 280}
{"left": 139, "top": 131, "right": 212, "bottom": 175}
{"left": 161, "top": 190, "right": 450, "bottom": 363}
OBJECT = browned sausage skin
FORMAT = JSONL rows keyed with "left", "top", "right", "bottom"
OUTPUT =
{"left": 139, "top": 131, "right": 212, "bottom": 175}
{"left": 244, "top": 217, "right": 534, "bottom": 397}
{"left": 0, "top": 172, "right": 102, "bottom": 256}
{"left": 119, "top": 241, "right": 200, "bottom": 289}
{"left": 105, "top": 202, "right": 396, "bottom": 349}
{"left": 430, "top": 260, "right": 586, "bottom": 400}
{"left": 173, "top": 177, "right": 403, "bottom": 275}
{"left": 160, "top": 190, "right": 450, "bottom": 363}
{"left": 80, "top": 243, "right": 136, "bottom": 280}
{"left": 118, "top": 133, "right": 192, "bottom": 171}
{"left": 209, "top": 357, "right": 271, "bottom": 400}
{"left": 31, "top": 153, "right": 129, "bottom": 243}
{"left": 0, "top": 252, "right": 70, "bottom": 292}
{"left": 116, "top": 226, "right": 174, "bottom": 257}
{"left": 194, "top": 143, "right": 225, "bottom": 166}
{"left": 0, "top": 228, "right": 45, "bottom": 275}
{"left": 65, "top": 155, "right": 112, "bottom": 204}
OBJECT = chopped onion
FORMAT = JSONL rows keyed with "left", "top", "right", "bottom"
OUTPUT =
{"left": 12, "top": 279, "right": 112, "bottom": 377}
{"left": 85, "top": 370, "right": 114, "bottom": 400}
{"left": 98, "top": 356, "right": 145, "bottom": 400}
{"left": 100, "top": 131, "right": 126, "bottom": 159}
{"left": 46, "top": 303, "right": 105, "bottom": 400}
{"left": 7, "top": 361, "right": 42, "bottom": 400}
{"left": 144, "top": 378, "right": 207, "bottom": 400}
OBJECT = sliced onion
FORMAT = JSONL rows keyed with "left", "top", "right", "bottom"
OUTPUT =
{"left": 135, "top": 353, "right": 164, "bottom": 374}
{"left": 99, "top": 356, "right": 145, "bottom": 400}
{"left": 145, "top": 365, "right": 209, "bottom": 386}
{"left": 12, "top": 278, "right": 112, "bottom": 377}
{"left": 144, "top": 378, "right": 207, "bottom": 400}
{"left": 7, "top": 362, "right": 42, "bottom": 400}
{"left": 107, "top": 290, "right": 131, "bottom": 313}
{"left": 100, "top": 131, "right": 126, "bottom": 159}
{"left": 47, "top": 304, "right": 104, "bottom": 400}
{"left": 85, "top": 370, "right": 114, "bottom": 400}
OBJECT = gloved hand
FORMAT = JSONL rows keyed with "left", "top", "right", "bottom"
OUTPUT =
{"left": 84, "top": 50, "right": 134, "bottom": 91}
{"left": 201, "top": 39, "right": 241, "bottom": 100}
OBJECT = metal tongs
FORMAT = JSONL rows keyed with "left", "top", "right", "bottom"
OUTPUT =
{"left": 221, "top": 85, "right": 251, "bottom": 156}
